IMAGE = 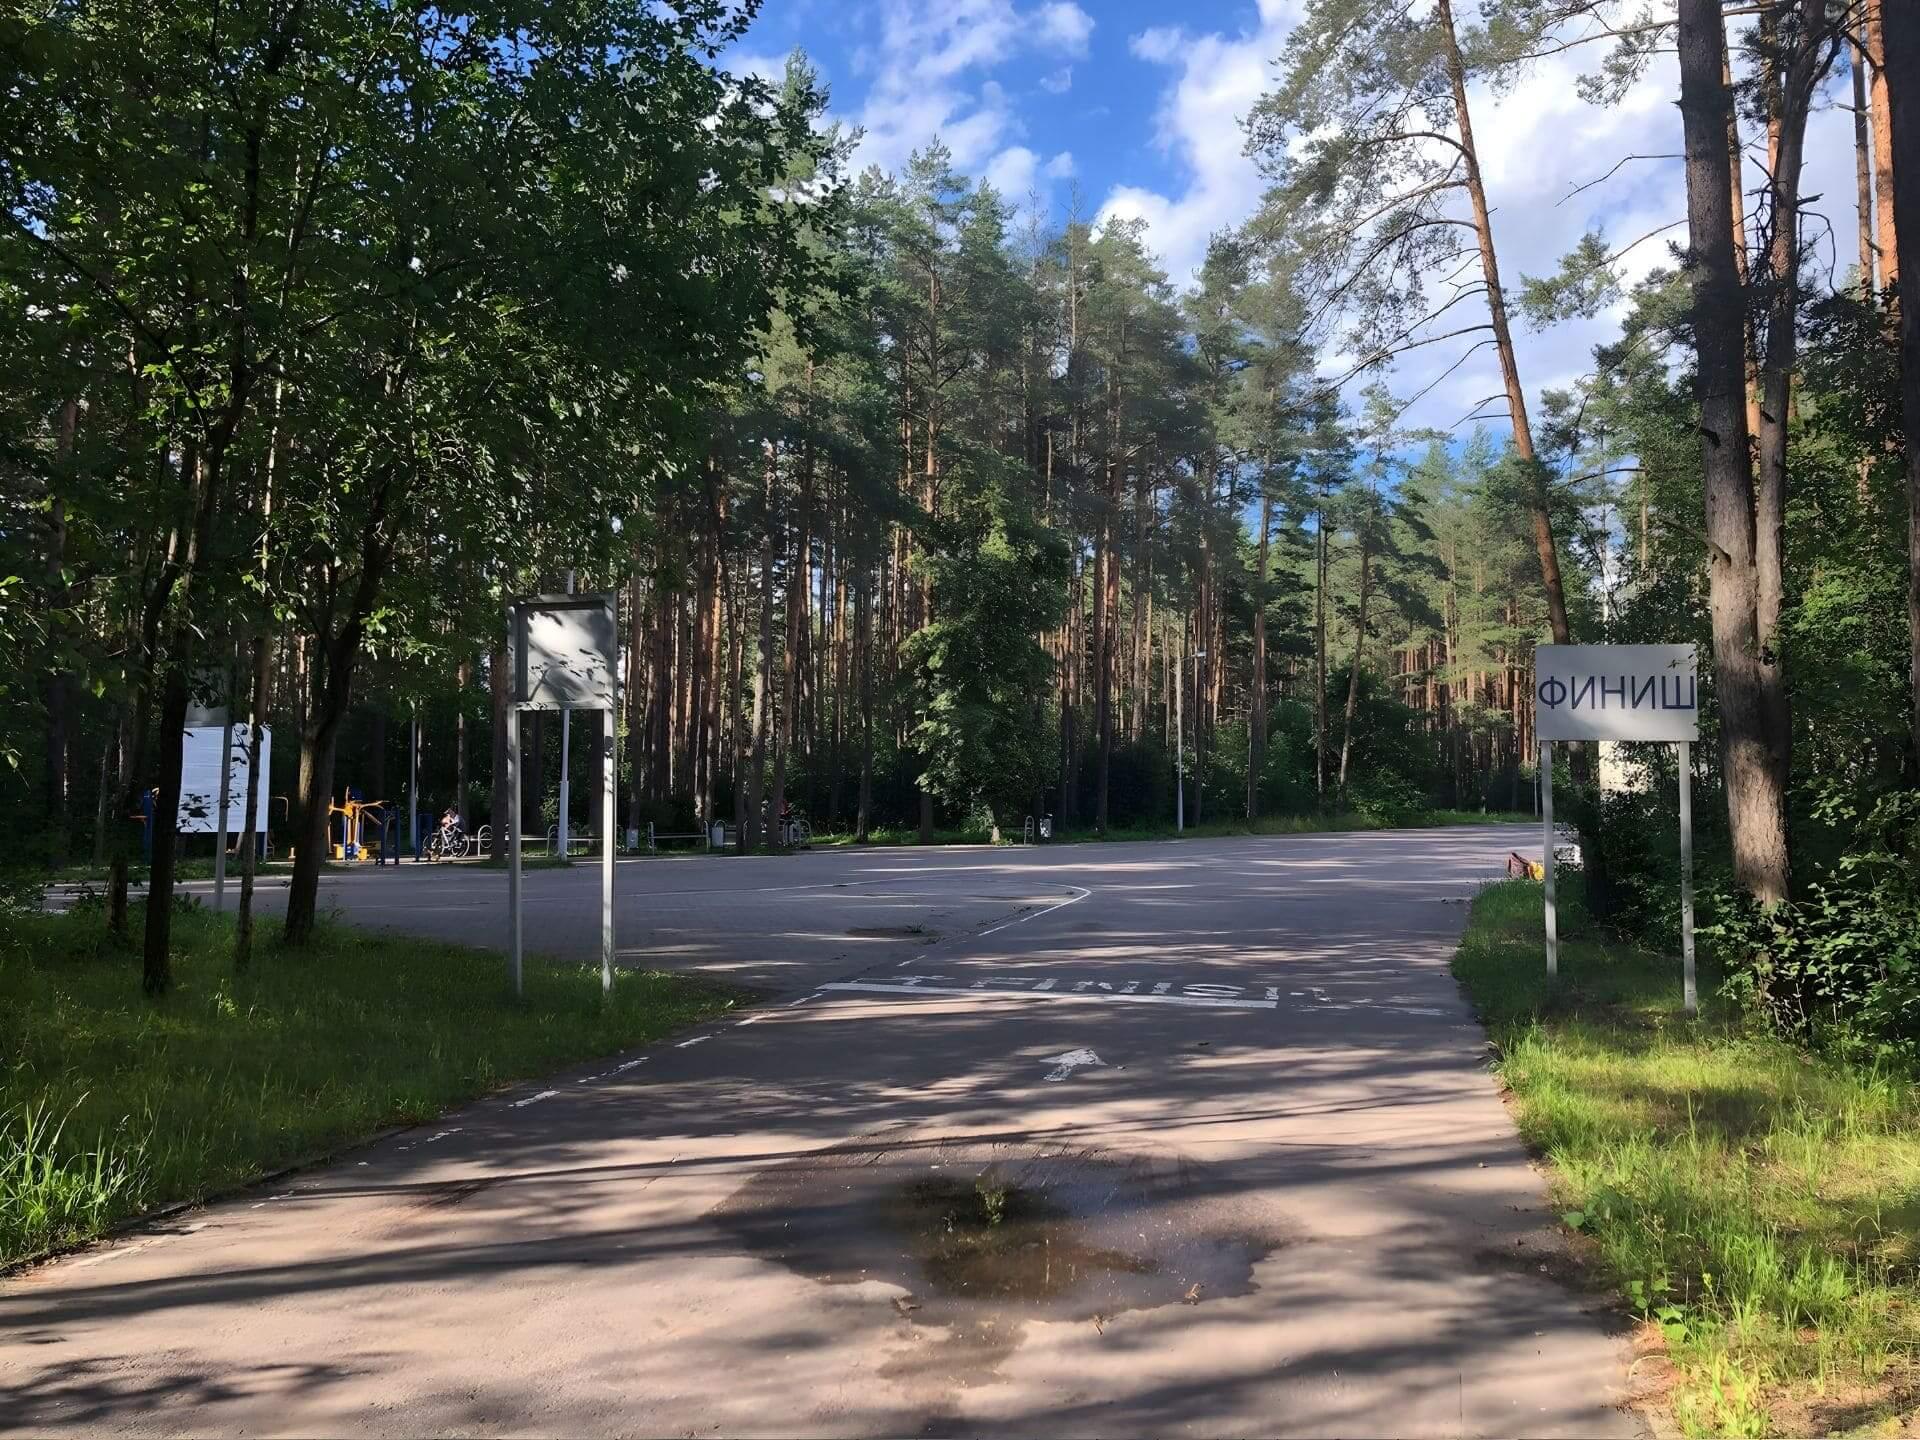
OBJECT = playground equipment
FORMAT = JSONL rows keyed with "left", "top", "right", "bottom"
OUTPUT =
{"left": 329, "top": 789, "right": 392, "bottom": 861}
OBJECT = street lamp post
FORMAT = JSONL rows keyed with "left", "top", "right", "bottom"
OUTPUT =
{"left": 1177, "top": 648, "right": 1206, "bottom": 832}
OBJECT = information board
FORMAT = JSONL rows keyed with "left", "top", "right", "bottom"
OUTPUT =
{"left": 178, "top": 725, "right": 271, "bottom": 833}
{"left": 511, "top": 594, "right": 618, "bottom": 711}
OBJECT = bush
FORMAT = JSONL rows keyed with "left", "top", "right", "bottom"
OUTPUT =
{"left": 1348, "top": 769, "right": 1426, "bottom": 823}
{"left": 1707, "top": 793, "right": 1920, "bottom": 1061}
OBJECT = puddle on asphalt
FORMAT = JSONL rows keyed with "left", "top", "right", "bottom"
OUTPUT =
{"left": 712, "top": 1139, "right": 1288, "bottom": 1381}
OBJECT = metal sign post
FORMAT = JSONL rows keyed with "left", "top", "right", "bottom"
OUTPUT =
{"left": 506, "top": 593, "right": 619, "bottom": 999}
{"left": 1540, "top": 738, "right": 1556, "bottom": 978}
{"left": 409, "top": 710, "right": 420, "bottom": 861}
{"left": 213, "top": 672, "right": 234, "bottom": 911}
{"left": 1678, "top": 739, "right": 1696, "bottom": 1015}
{"left": 1534, "top": 644, "right": 1700, "bottom": 1014}
{"left": 506, "top": 697, "right": 522, "bottom": 995}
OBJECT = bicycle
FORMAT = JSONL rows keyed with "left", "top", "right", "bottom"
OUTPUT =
{"left": 425, "top": 823, "right": 465, "bottom": 862}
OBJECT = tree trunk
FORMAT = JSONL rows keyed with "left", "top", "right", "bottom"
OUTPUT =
{"left": 1869, "top": 0, "right": 1899, "bottom": 290}
{"left": 1854, "top": 19, "right": 1879, "bottom": 289}
{"left": 856, "top": 574, "right": 874, "bottom": 842}
{"left": 142, "top": 432, "right": 228, "bottom": 989}
{"left": 747, "top": 454, "right": 776, "bottom": 850}
{"left": 234, "top": 632, "right": 272, "bottom": 969}
{"left": 42, "top": 396, "right": 77, "bottom": 867}
{"left": 456, "top": 656, "right": 471, "bottom": 826}
{"left": 489, "top": 637, "right": 510, "bottom": 854}
{"left": 141, "top": 661, "right": 192, "bottom": 994}
{"left": 1436, "top": 0, "right": 1571, "bottom": 648}
{"left": 1313, "top": 495, "right": 1329, "bottom": 803}
{"left": 285, "top": 698, "right": 347, "bottom": 944}
{"left": 1720, "top": 24, "right": 1767, "bottom": 454}
{"left": 286, "top": 494, "right": 394, "bottom": 941}
{"left": 1248, "top": 489, "right": 1272, "bottom": 819}
{"left": 1677, "top": 0, "right": 1792, "bottom": 905}
{"left": 1753, "top": 25, "right": 1831, "bottom": 819}
{"left": 1884, "top": 0, "right": 1920, "bottom": 766}
{"left": 1337, "top": 510, "right": 1373, "bottom": 796}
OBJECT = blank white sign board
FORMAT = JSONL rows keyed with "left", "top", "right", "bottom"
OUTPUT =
{"left": 512, "top": 595, "right": 618, "bottom": 710}
{"left": 178, "top": 725, "right": 270, "bottom": 832}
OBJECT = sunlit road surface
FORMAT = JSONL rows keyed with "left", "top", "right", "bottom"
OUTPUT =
{"left": 3, "top": 827, "right": 1642, "bottom": 1437}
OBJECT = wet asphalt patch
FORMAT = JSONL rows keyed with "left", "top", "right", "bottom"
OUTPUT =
{"left": 711, "top": 1138, "right": 1290, "bottom": 1381}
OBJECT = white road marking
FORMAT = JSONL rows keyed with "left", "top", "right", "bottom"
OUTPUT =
{"left": 785, "top": 993, "right": 817, "bottom": 1007}
{"left": 978, "top": 885, "right": 1092, "bottom": 935}
{"left": 612, "top": 1057, "right": 648, "bottom": 1073}
{"left": 1043, "top": 1048, "right": 1105, "bottom": 1081}
{"left": 820, "top": 981, "right": 1277, "bottom": 1010}
{"left": 675, "top": 1035, "right": 710, "bottom": 1048}
{"left": 510, "top": 1090, "right": 560, "bottom": 1108}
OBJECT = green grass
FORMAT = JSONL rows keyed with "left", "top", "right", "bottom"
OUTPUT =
{"left": 1454, "top": 879, "right": 1920, "bottom": 1437}
{"left": 811, "top": 808, "right": 1534, "bottom": 848}
{"left": 0, "top": 899, "right": 742, "bottom": 1269}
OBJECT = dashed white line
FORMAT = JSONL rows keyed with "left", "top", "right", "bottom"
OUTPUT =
{"left": 675, "top": 1035, "right": 710, "bottom": 1049}
{"left": 819, "top": 981, "right": 1277, "bottom": 1010}
{"left": 510, "top": 1089, "right": 560, "bottom": 1108}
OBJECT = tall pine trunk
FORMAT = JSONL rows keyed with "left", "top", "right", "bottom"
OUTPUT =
{"left": 1677, "top": 0, "right": 1792, "bottom": 905}
{"left": 1336, "top": 509, "right": 1373, "bottom": 797}
{"left": 1869, "top": 1, "right": 1899, "bottom": 290}
{"left": 1248, "top": 490, "right": 1272, "bottom": 819}
{"left": 1883, "top": 0, "right": 1920, "bottom": 766}
{"left": 234, "top": 633, "right": 272, "bottom": 968}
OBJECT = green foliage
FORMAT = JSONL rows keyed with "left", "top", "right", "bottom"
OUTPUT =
{"left": 0, "top": 900, "right": 739, "bottom": 1264}
{"left": 907, "top": 460, "right": 1067, "bottom": 826}
{"left": 1707, "top": 793, "right": 1920, "bottom": 1062}
{"left": 1456, "top": 878, "right": 1920, "bottom": 1436}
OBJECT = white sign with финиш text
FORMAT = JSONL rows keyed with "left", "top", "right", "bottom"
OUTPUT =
{"left": 1534, "top": 644, "right": 1698, "bottom": 743}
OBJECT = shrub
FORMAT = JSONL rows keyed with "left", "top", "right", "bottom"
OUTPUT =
{"left": 1708, "top": 792, "right": 1920, "bottom": 1061}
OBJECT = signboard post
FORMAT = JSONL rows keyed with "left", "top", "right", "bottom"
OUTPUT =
{"left": 1534, "top": 644, "right": 1700, "bottom": 1014}
{"left": 507, "top": 593, "right": 620, "bottom": 999}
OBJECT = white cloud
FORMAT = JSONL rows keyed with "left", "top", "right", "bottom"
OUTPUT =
{"left": 1098, "top": 25, "right": 1273, "bottom": 288}
{"left": 1129, "top": 26, "right": 1186, "bottom": 63}
{"left": 1044, "top": 150, "right": 1076, "bottom": 179}
{"left": 1035, "top": 2, "right": 1094, "bottom": 54}
{"left": 724, "top": 50, "right": 789, "bottom": 87}
{"left": 1040, "top": 65, "right": 1074, "bottom": 94}
{"left": 849, "top": 0, "right": 1095, "bottom": 177}
{"left": 985, "top": 145, "right": 1041, "bottom": 199}
{"left": 1108, "top": 12, "right": 1863, "bottom": 437}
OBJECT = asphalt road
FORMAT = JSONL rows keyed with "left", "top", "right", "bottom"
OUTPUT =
{"left": 3, "top": 826, "right": 1642, "bottom": 1437}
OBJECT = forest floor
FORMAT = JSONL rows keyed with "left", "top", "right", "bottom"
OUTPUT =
{"left": 1454, "top": 879, "right": 1920, "bottom": 1438}
{"left": 0, "top": 901, "right": 742, "bottom": 1269}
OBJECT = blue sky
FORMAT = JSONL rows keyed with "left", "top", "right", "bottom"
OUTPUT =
{"left": 735, "top": 0, "right": 1209, "bottom": 252}
{"left": 728, "top": 1, "right": 1866, "bottom": 439}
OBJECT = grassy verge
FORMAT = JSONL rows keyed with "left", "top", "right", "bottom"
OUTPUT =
{"left": 1454, "top": 878, "right": 1920, "bottom": 1437}
{"left": 812, "top": 808, "right": 1534, "bottom": 848}
{"left": 0, "top": 899, "right": 742, "bottom": 1269}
